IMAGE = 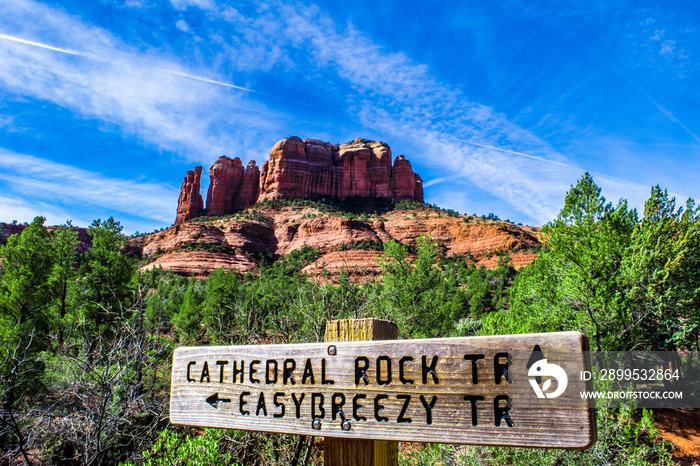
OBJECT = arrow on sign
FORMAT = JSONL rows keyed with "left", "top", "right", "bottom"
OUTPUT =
{"left": 205, "top": 393, "right": 231, "bottom": 408}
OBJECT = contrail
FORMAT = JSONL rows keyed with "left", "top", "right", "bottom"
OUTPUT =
{"left": 0, "top": 33, "right": 87, "bottom": 56}
{"left": 157, "top": 69, "right": 319, "bottom": 108}
{"left": 157, "top": 68, "right": 263, "bottom": 94}
{"left": 0, "top": 32, "right": 316, "bottom": 107}
{"left": 422, "top": 174, "right": 463, "bottom": 188}
{"left": 449, "top": 136, "right": 570, "bottom": 167}
{"left": 448, "top": 137, "right": 661, "bottom": 194}
{"left": 648, "top": 98, "right": 700, "bottom": 144}
{"left": 588, "top": 171, "right": 656, "bottom": 192}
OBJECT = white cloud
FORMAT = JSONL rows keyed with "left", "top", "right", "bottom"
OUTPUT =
{"left": 1, "top": 0, "right": 678, "bottom": 227}
{"left": 0, "top": 0, "right": 284, "bottom": 162}
{"left": 170, "top": 0, "right": 215, "bottom": 11}
{"left": 175, "top": 19, "right": 190, "bottom": 32}
{"left": 268, "top": 5, "right": 576, "bottom": 223}
{"left": 0, "top": 149, "right": 179, "bottom": 223}
{"left": 0, "top": 193, "right": 172, "bottom": 235}
{"left": 164, "top": 1, "right": 580, "bottom": 223}
{"left": 419, "top": 134, "right": 577, "bottom": 223}
{"left": 593, "top": 172, "right": 690, "bottom": 216}
{"left": 2, "top": 0, "right": 575, "bottom": 227}
{"left": 0, "top": 115, "right": 15, "bottom": 130}
{"left": 0, "top": 195, "right": 89, "bottom": 226}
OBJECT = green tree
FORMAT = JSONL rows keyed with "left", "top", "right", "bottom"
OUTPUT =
{"left": 172, "top": 279, "right": 206, "bottom": 342}
{"left": 202, "top": 267, "right": 242, "bottom": 343}
{"left": 379, "top": 235, "right": 464, "bottom": 337}
{"left": 50, "top": 224, "right": 79, "bottom": 346}
{"left": 621, "top": 187, "right": 700, "bottom": 351}
{"left": 0, "top": 217, "right": 56, "bottom": 339}
{"left": 486, "top": 173, "right": 638, "bottom": 350}
{"left": 0, "top": 217, "right": 56, "bottom": 463}
{"left": 144, "top": 269, "right": 189, "bottom": 331}
{"left": 77, "top": 218, "right": 136, "bottom": 353}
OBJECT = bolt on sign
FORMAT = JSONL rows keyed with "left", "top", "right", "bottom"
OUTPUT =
{"left": 170, "top": 331, "right": 596, "bottom": 449}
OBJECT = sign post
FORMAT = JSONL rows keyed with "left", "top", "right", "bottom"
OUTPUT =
{"left": 323, "top": 319, "right": 399, "bottom": 466}
{"left": 170, "top": 321, "right": 596, "bottom": 463}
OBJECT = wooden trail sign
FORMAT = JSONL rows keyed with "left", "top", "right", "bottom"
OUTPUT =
{"left": 170, "top": 330, "right": 596, "bottom": 449}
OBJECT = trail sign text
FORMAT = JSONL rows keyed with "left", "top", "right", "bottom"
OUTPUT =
{"left": 170, "top": 332, "right": 595, "bottom": 448}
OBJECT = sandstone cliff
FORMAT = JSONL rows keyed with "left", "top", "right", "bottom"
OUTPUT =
{"left": 175, "top": 137, "right": 423, "bottom": 224}
{"left": 205, "top": 156, "right": 260, "bottom": 217}
{"left": 139, "top": 204, "right": 541, "bottom": 280}
{"left": 175, "top": 166, "right": 204, "bottom": 224}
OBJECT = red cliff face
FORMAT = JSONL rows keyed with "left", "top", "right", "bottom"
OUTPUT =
{"left": 369, "top": 143, "right": 392, "bottom": 198}
{"left": 258, "top": 137, "right": 316, "bottom": 200}
{"left": 175, "top": 166, "right": 204, "bottom": 224}
{"left": 258, "top": 137, "right": 423, "bottom": 203}
{"left": 204, "top": 156, "right": 259, "bottom": 218}
{"left": 146, "top": 206, "right": 542, "bottom": 279}
{"left": 175, "top": 137, "right": 424, "bottom": 223}
{"left": 391, "top": 155, "right": 420, "bottom": 201}
{"left": 206, "top": 156, "right": 244, "bottom": 216}
{"left": 233, "top": 161, "right": 261, "bottom": 211}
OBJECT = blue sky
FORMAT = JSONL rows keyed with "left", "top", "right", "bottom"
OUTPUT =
{"left": 1, "top": 0, "right": 699, "bottom": 234}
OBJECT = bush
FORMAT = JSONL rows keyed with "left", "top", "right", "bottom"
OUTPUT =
{"left": 399, "top": 405, "right": 672, "bottom": 465}
{"left": 332, "top": 239, "right": 384, "bottom": 252}
{"left": 120, "top": 429, "right": 236, "bottom": 466}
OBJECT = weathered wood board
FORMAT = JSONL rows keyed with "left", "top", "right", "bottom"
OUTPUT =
{"left": 170, "top": 331, "right": 596, "bottom": 449}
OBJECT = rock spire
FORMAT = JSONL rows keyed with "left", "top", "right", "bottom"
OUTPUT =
{"left": 175, "top": 137, "right": 424, "bottom": 223}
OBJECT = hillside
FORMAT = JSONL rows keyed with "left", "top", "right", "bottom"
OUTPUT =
{"left": 2, "top": 172, "right": 695, "bottom": 465}
{"left": 134, "top": 199, "right": 541, "bottom": 281}
{"left": 132, "top": 136, "right": 542, "bottom": 280}
{"left": 0, "top": 201, "right": 541, "bottom": 282}
{"left": 1, "top": 132, "right": 542, "bottom": 282}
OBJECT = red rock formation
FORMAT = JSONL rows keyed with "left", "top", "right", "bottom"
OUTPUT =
{"left": 414, "top": 174, "right": 424, "bottom": 202}
{"left": 257, "top": 137, "right": 423, "bottom": 204}
{"left": 338, "top": 143, "right": 371, "bottom": 197}
{"left": 205, "top": 156, "right": 260, "bottom": 217}
{"left": 302, "top": 250, "right": 385, "bottom": 284}
{"left": 305, "top": 138, "right": 339, "bottom": 197}
{"left": 391, "top": 155, "right": 421, "bottom": 201}
{"left": 175, "top": 166, "right": 204, "bottom": 223}
{"left": 259, "top": 137, "right": 309, "bottom": 200}
{"left": 141, "top": 251, "right": 259, "bottom": 278}
{"left": 174, "top": 137, "right": 424, "bottom": 224}
{"left": 233, "top": 161, "right": 261, "bottom": 211}
{"left": 369, "top": 142, "right": 392, "bottom": 197}
{"left": 206, "top": 156, "right": 244, "bottom": 216}
{"left": 0, "top": 222, "right": 28, "bottom": 241}
{"left": 146, "top": 205, "right": 542, "bottom": 279}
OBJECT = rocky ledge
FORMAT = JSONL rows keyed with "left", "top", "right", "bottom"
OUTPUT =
{"left": 138, "top": 204, "right": 541, "bottom": 281}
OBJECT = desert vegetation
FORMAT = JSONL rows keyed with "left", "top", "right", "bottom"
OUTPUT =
{"left": 0, "top": 173, "right": 695, "bottom": 464}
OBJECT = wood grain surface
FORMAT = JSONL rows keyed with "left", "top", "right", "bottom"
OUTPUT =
{"left": 324, "top": 319, "right": 399, "bottom": 466}
{"left": 170, "top": 330, "right": 596, "bottom": 449}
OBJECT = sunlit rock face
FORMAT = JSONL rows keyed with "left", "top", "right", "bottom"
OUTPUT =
{"left": 175, "top": 166, "right": 204, "bottom": 223}
{"left": 256, "top": 137, "right": 423, "bottom": 204}
{"left": 175, "top": 137, "right": 423, "bottom": 223}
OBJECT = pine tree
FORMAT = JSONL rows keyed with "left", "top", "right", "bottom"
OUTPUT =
{"left": 491, "top": 173, "right": 638, "bottom": 350}
{"left": 622, "top": 187, "right": 700, "bottom": 351}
